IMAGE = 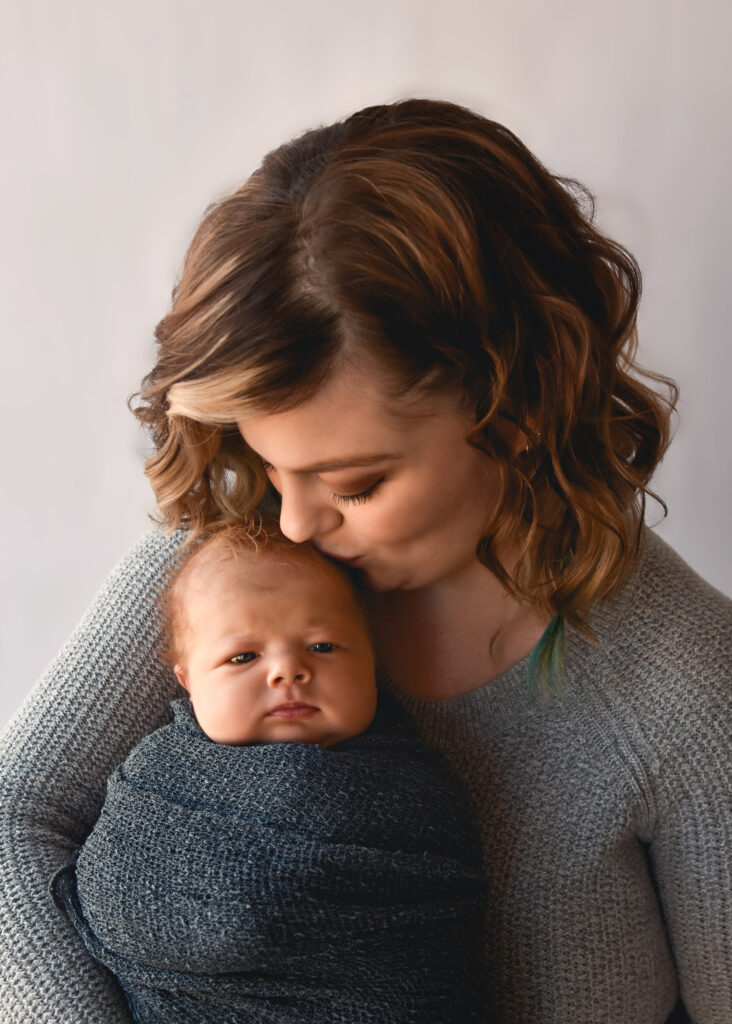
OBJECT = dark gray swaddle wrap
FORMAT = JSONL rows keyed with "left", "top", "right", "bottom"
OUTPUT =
{"left": 51, "top": 693, "right": 487, "bottom": 1023}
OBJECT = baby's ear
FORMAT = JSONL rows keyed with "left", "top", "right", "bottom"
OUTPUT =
{"left": 174, "top": 665, "right": 189, "bottom": 692}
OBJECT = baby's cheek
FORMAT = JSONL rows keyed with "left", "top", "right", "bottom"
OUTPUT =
{"left": 195, "top": 692, "right": 257, "bottom": 746}
{"left": 339, "top": 679, "right": 379, "bottom": 740}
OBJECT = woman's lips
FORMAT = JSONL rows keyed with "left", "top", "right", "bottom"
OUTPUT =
{"left": 318, "top": 549, "right": 362, "bottom": 566}
{"left": 267, "top": 703, "right": 319, "bottom": 719}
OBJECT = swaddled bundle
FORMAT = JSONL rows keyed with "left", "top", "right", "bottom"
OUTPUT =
{"left": 51, "top": 693, "right": 487, "bottom": 1023}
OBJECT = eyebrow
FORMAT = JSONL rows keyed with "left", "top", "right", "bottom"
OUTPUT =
{"left": 215, "top": 633, "right": 259, "bottom": 648}
{"left": 279, "top": 454, "right": 399, "bottom": 474}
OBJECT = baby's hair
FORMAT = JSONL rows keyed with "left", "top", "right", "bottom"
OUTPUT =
{"left": 158, "top": 516, "right": 365, "bottom": 668}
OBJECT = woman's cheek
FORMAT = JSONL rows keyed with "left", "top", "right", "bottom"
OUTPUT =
{"left": 372, "top": 490, "right": 433, "bottom": 545}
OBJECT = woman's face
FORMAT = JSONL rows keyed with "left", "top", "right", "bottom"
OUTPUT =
{"left": 238, "top": 360, "right": 500, "bottom": 593}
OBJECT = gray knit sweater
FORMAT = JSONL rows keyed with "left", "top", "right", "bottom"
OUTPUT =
{"left": 0, "top": 528, "right": 730, "bottom": 1023}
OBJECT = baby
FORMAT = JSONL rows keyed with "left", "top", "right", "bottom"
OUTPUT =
{"left": 51, "top": 525, "right": 487, "bottom": 1024}
{"left": 167, "top": 523, "right": 379, "bottom": 749}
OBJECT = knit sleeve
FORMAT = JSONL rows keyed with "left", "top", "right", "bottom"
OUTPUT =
{"left": 0, "top": 529, "right": 186, "bottom": 1024}
{"left": 649, "top": 656, "right": 732, "bottom": 1023}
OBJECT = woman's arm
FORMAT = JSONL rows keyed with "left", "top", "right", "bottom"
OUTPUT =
{"left": 608, "top": 534, "right": 732, "bottom": 1021}
{"left": 649, "top": 667, "right": 732, "bottom": 1022}
{"left": 0, "top": 529, "right": 186, "bottom": 1024}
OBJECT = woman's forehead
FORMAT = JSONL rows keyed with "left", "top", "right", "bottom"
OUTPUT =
{"left": 238, "top": 363, "right": 468, "bottom": 469}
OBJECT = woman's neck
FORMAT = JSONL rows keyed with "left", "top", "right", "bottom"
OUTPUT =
{"left": 367, "top": 559, "right": 550, "bottom": 700}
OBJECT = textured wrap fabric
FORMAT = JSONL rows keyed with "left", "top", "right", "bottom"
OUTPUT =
{"left": 50, "top": 694, "right": 487, "bottom": 1023}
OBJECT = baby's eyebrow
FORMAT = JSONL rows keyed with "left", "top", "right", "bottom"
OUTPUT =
{"left": 215, "top": 633, "right": 258, "bottom": 649}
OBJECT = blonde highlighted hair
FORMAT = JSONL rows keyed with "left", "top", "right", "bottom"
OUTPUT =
{"left": 132, "top": 98, "right": 677, "bottom": 640}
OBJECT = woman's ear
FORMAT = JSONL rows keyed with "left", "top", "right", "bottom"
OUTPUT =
{"left": 504, "top": 416, "right": 541, "bottom": 456}
{"left": 174, "top": 665, "right": 189, "bottom": 692}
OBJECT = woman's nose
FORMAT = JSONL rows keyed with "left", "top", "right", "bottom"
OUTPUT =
{"left": 278, "top": 480, "right": 342, "bottom": 544}
{"left": 266, "top": 654, "right": 312, "bottom": 688}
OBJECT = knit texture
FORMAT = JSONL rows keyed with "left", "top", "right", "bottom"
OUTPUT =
{"left": 50, "top": 694, "right": 486, "bottom": 1023}
{"left": 1, "top": 528, "right": 730, "bottom": 1023}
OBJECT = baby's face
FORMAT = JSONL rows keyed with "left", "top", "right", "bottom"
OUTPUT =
{"left": 173, "top": 546, "right": 377, "bottom": 747}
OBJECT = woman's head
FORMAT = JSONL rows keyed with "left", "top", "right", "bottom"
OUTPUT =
{"left": 134, "top": 97, "right": 676, "bottom": 630}
{"left": 237, "top": 354, "right": 501, "bottom": 593}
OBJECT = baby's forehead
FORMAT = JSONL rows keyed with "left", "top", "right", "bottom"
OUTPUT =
{"left": 165, "top": 534, "right": 370, "bottom": 660}
{"left": 177, "top": 538, "right": 347, "bottom": 601}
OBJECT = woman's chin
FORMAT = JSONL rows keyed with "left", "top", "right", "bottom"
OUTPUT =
{"left": 356, "top": 565, "right": 403, "bottom": 593}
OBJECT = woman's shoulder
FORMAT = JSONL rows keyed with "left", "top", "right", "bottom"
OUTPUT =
{"left": 589, "top": 528, "right": 731, "bottom": 677}
{"left": 92, "top": 527, "right": 188, "bottom": 599}
{"left": 634, "top": 528, "right": 731, "bottom": 624}
{"left": 0, "top": 527, "right": 189, "bottom": 808}
{"left": 576, "top": 529, "right": 731, "bottom": 769}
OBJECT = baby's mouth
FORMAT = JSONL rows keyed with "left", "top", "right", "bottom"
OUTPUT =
{"left": 267, "top": 702, "right": 319, "bottom": 718}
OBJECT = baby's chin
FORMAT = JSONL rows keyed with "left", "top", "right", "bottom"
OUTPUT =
{"left": 255, "top": 707, "right": 375, "bottom": 749}
{"left": 202, "top": 728, "right": 349, "bottom": 748}
{"left": 264, "top": 726, "right": 362, "bottom": 749}
{"left": 191, "top": 704, "right": 372, "bottom": 747}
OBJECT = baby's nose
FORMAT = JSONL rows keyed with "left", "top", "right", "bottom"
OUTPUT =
{"left": 266, "top": 655, "right": 312, "bottom": 687}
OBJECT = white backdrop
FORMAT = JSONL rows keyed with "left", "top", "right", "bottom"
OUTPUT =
{"left": 2, "top": 0, "right": 730, "bottom": 728}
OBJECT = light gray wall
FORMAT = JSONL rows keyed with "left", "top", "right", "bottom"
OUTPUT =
{"left": 2, "top": 0, "right": 730, "bottom": 728}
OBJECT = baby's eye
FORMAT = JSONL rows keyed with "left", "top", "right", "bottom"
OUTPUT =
{"left": 229, "top": 652, "right": 257, "bottom": 664}
{"left": 309, "top": 642, "right": 337, "bottom": 653}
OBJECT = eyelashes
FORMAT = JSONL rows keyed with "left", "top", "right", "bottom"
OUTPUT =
{"left": 260, "top": 460, "right": 384, "bottom": 506}
{"left": 330, "top": 477, "right": 385, "bottom": 506}
{"left": 229, "top": 642, "right": 338, "bottom": 664}
{"left": 229, "top": 652, "right": 257, "bottom": 664}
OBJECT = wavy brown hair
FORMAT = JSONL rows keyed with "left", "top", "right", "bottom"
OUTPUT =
{"left": 133, "top": 98, "right": 677, "bottom": 643}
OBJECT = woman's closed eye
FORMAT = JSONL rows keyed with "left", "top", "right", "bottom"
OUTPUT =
{"left": 260, "top": 458, "right": 384, "bottom": 506}
{"left": 229, "top": 651, "right": 258, "bottom": 664}
{"left": 330, "top": 477, "right": 385, "bottom": 506}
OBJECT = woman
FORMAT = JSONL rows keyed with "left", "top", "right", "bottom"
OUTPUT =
{"left": 1, "top": 99, "right": 730, "bottom": 1023}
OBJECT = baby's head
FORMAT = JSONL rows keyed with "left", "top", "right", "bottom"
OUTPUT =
{"left": 162, "top": 524, "right": 378, "bottom": 748}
